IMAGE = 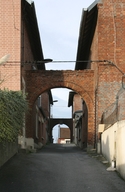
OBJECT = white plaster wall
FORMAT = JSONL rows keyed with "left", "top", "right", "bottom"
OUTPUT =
{"left": 101, "top": 120, "right": 125, "bottom": 180}
{"left": 101, "top": 123, "right": 117, "bottom": 162}
{"left": 116, "top": 121, "right": 125, "bottom": 180}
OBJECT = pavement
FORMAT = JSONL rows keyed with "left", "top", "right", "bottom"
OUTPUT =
{"left": 0, "top": 143, "right": 125, "bottom": 192}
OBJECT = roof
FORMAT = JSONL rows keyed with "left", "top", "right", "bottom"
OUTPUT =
{"left": 48, "top": 90, "right": 53, "bottom": 105}
{"left": 26, "top": 0, "right": 32, "bottom": 4}
{"left": 75, "top": 1, "right": 98, "bottom": 70}
{"left": 22, "top": 0, "right": 45, "bottom": 70}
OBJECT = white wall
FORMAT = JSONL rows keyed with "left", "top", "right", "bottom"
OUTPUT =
{"left": 101, "top": 120, "right": 125, "bottom": 180}
{"left": 116, "top": 121, "right": 125, "bottom": 180}
{"left": 101, "top": 123, "right": 117, "bottom": 162}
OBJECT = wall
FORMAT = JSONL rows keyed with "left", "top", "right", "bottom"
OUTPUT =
{"left": 0, "top": 0, "right": 21, "bottom": 90}
{"left": 117, "top": 121, "right": 125, "bottom": 180}
{"left": 101, "top": 87, "right": 125, "bottom": 127}
{"left": 72, "top": 94, "right": 83, "bottom": 145}
{"left": 101, "top": 123, "right": 117, "bottom": 162}
{"left": 82, "top": 101, "right": 88, "bottom": 148}
{"left": 0, "top": 142, "right": 18, "bottom": 168}
{"left": 41, "top": 92, "right": 50, "bottom": 118}
{"left": 90, "top": 0, "right": 125, "bottom": 146}
{"left": 72, "top": 96, "right": 88, "bottom": 149}
{"left": 101, "top": 120, "right": 125, "bottom": 180}
{"left": 31, "top": 93, "right": 49, "bottom": 147}
{"left": 97, "top": 64, "right": 122, "bottom": 123}
{"left": 95, "top": 0, "right": 125, "bottom": 70}
{"left": 73, "top": 94, "right": 83, "bottom": 113}
{"left": 0, "top": 0, "right": 21, "bottom": 167}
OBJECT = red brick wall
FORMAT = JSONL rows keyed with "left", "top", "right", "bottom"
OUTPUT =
{"left": 41, "top": 92, "right": 50, "bottom": 118}
{"left": 92, "top": 0, "right": 125, "bottom": 71}
{"left": 91, "top": 0, "right": 125, "bottom": 80}
{"left": 90, "top": 0, "right": 125, "bottom": 138}
{"left": 73, "top": 94, "right": 82, "bottom": 113}
{"left": 81, "top": 101, "right": 88, "bottom": 148}
{"left": 0, "top": 0, "right": 21, "bottom": 91}
{"left": 31, "top": 100, "right": 48, "bottom": 145}
{"left": 97, "top": 64, "right": 122, "bottom": 122}
{"left": 102, "top": 87, "right": 125, "bottom": 126}
{"left": 0, "top": 0, "right": 35, "bottom": 90}
{"left": 60, "top": 128, "right": 70, "bottom": 139}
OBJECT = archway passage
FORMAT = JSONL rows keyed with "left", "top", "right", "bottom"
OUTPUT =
{"left": 25, "top": 70, "right": 95, "bottom": 148}
{"left": 50, "top": 118, "right": 73, "bottom": 143}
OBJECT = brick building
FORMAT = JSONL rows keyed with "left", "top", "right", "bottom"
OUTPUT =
{"left": 74, "top": 0, "right": 125, "bottom": 146}
{"left": 0, "top": 0, "right": 52, "bottom": 151}
{"left": 58, "top": 127, "right": 70, "bottom": 144}
{"left": 73, "top": 0, "right": 125, "bottom": 179}
{"left": 68, "top": 92, "right": 88, "bottom": 149}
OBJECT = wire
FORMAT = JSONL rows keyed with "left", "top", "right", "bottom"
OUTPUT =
{"left": 7, "top": 59, "right": 107, "bottom": 63}
{"left": 1, "top": 59, "right": 125, "bottom": 77}
{"left": 0, "top": 59, "right": 108, "bottom": 66}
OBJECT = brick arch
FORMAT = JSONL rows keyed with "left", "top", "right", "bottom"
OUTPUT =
{"left": 50, "top": 119, "right": 73, "bottom": 131}
{"left": 27, "top": 81, "right": 93, "bottom": 113}
{"left": 25, "top": 70, "right": 95, "bottom": 147}
{"left": 50, "top": 118, "right": 73, "bottom": 142}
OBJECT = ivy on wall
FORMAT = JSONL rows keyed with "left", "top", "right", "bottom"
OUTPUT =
{"left": 0, "top": 89, "right": 28, "bottom": 143}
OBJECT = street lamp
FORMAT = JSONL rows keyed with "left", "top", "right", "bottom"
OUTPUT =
{"left": 42, "top": 59, "right": 53, "bottom": 63}
{"left": 35, "top": 58, "right": 53, "bottom": 64}
{"left": 53, "top": 100, "right": 58, "bottom": 103}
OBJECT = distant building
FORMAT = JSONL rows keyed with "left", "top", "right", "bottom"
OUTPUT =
{"left": 68, "top": 92, "right": 88, "bottom": 149}
{"left": 58, "top": 128, "right": 70, "bottom": 144}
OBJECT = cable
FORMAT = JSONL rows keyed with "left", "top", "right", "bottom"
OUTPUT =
{"left": 0, "top": 59, "right": 108, "bottom": 66}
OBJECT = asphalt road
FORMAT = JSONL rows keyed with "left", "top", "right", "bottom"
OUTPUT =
{"left": 0, "top": 144, "right": 125, "bottom": 192}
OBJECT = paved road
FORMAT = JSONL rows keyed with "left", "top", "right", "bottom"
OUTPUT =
{"left": 0, "top": 144, "right": 125, "bottom": 192}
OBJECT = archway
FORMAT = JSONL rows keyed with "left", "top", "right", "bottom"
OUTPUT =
{"left": 25, "top": 70, "right": 95, "bottom": 148}
{"left": 52, "top": 124, "right": 70, "bottom": 144}
{"left": 50, "top": 118, "right": 73, "bottom": 142}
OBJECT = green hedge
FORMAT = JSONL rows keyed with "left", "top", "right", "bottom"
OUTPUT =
{"left": 0, "top": 89, "right": 28, "bottom": 142}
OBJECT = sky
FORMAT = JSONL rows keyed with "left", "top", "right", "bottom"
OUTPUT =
{"left": 33, "top": 0, "right": 95, "bottom": 142}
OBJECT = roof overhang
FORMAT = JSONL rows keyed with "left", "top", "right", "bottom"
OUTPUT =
{"left": 75, "top": 1, "right": 98, "bottom": 70}
{"left": 26, "top": 0, "right": 33, "bottom": 5}
{"left": 48, "top": 90, "right": 53, "bottom": 105}
{"left": 68, "top": 91, "right": 76, "bottom": 107}
{"left": 22, "top": 0, "right": 45, "bottom": 70}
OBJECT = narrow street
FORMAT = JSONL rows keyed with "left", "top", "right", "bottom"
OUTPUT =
{"left": 0, "top": 144, "right": 125, "bottom": 192}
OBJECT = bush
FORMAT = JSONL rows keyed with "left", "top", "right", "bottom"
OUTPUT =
{"left": 0, "top": 89, "right": 28, "bottom": 142}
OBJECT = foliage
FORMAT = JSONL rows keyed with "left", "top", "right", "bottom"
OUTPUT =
{"left": 0, "top": 89, "right": 28, "bottom": 143}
